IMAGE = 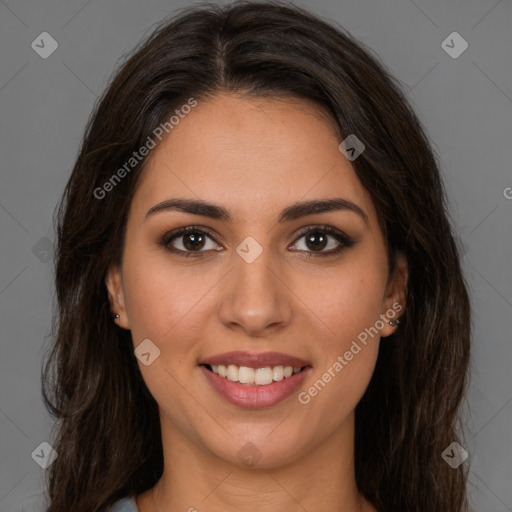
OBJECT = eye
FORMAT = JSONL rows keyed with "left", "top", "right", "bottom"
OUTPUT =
{"left": 289, "top": 225, "right": 355, "bottom": 256}
{"left": 160, "top": 226, "right": 222, "bottom": 258}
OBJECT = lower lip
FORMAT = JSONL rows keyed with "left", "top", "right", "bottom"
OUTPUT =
{"left": 200, "top": 365, "right": 312, "bottom": 409}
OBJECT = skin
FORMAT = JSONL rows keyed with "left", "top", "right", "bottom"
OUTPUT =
{"left": 106, "top": 93, "right": 408, "bottom": 512}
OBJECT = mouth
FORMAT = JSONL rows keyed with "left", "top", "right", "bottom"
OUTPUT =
{"left": 201, "top": 363, "right": 311, "bottom": 386}
{"left": 198, "top": 351, "right": 313, "bottom": 408}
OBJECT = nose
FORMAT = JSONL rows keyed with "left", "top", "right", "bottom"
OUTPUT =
{"left": 217, "top": 246, "right": 293, "bottom": 337}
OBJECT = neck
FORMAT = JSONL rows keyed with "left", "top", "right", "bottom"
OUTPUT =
{"left": 138, "top": 411, "right": 375, "bottom": 512}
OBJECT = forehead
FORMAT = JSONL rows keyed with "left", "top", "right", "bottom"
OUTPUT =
{"left": 130, "top": 93, "right": 376, "bottom": 225}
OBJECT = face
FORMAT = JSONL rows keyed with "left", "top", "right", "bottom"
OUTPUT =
{"left": 106, "top": 93, "right": 407, "bottom": 469}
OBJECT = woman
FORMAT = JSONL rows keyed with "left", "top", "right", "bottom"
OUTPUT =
{"left": 42, "top": 1, "right": 471, "bottom": 511}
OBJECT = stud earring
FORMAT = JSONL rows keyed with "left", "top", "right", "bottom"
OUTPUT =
{"left": 389, "top": 318, "right": 401, "bottom": 327}
{"left": 113, "top": 314, "right": 120, "bottom": 320}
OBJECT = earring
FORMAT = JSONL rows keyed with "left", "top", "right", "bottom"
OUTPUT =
{"left": 389, "top": 318, "right": 401, "bottom": 327}
{"left": 113, "top": 314, "right": 120, "bottom": 320}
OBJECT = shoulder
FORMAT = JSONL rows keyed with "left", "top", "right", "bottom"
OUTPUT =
{"left": 107, "top": 496, "right": 139, "bottom": 512}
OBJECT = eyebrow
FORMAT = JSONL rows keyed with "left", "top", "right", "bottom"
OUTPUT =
{"left": 145, "top": 197, "right": 368, "bottom": 225}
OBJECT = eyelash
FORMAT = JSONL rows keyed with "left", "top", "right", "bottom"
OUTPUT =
{"left": 159, "top": 224, "right": 355, "bottom": 259}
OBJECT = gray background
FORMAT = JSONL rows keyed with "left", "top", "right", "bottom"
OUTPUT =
{"left": 0, "top": 0, "right": 511, "bottom": 510}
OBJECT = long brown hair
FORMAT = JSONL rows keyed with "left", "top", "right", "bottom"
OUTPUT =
{"left": 42, "top": 1, "right": 471, "bottom": 510}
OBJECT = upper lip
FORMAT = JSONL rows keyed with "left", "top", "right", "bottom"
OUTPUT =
{"left": 199, "top": 351, "right": 311, "bottom": 369}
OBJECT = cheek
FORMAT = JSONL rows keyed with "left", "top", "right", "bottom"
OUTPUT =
{"left": 299, "top": 300, "right": 382, "bottom": 437}
{"left": 120, "top": 252, "right": 207, "bottom": 422}
{"left": 304, "top": 250, "right": 386, "bottom": 408}
{"left": 122, "top": 248, "right": 209, "bottom": 342}
{"left": 315, "top": 255, "right": 388, "bottom": 342}
{"left": 120, "top": 249, "right": 217, "bottom": 391}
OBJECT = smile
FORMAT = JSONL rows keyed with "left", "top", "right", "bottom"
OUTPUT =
{"left": 199, "top": 353, "right": 312, "bottom": 408}
{"left": 205, "top": 363, "right": 304, "bottom": 385}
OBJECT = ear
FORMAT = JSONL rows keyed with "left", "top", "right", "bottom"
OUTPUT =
{"left": 105, "top": 264, "right": 130, "bottom": 329}
{"left": 380, "top": 251, "right": 408, "bottom": 338}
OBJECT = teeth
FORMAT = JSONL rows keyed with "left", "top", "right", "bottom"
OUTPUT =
{"left": 255, "top": 367, "right": 273, "bottom": 385}
{"left": 238, "top": 366, "right": 255, "bottom": 384}
{"left": 209, "top": 364, "right": 302, "bottom": 385}
{"left": 273, "top": 366, "right": 284, "bottom": 381}
{"left": 226, "top": 364, "right": 239, "bottom": 382}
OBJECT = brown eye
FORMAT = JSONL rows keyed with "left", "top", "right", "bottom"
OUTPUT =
{"left": 161, "top": 226, "right": 222, "bottom": 257}
{"left": 303, "top": 231, "right": 329, "bottom": 251}
{"left": 290, "top": 225, "right": 355, "bottom": 256}
{"left": 181, "top": 232, "right": 207, "bottom": 251}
